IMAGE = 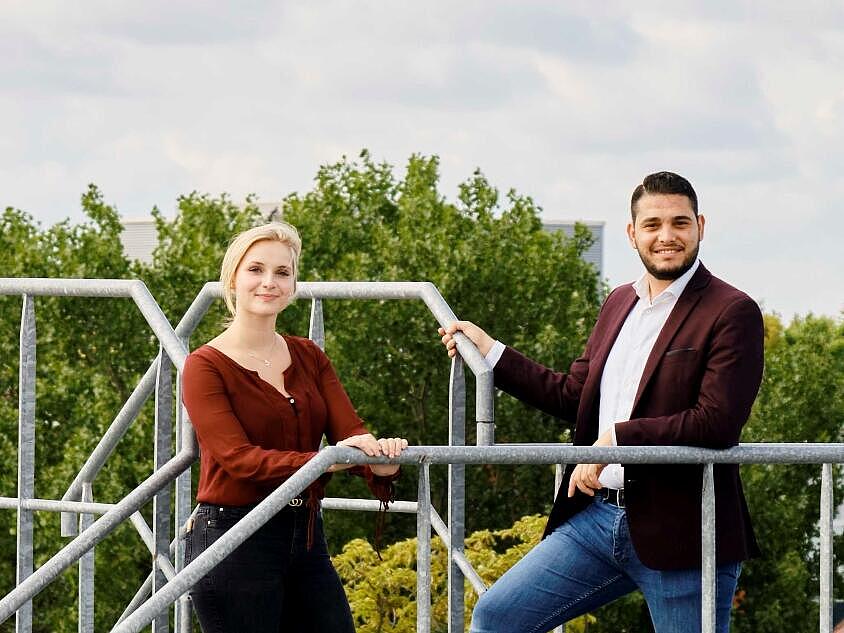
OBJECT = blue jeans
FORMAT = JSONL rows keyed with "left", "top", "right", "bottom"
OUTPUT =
{"left": 470, "top": 497, "right": 741, "bottom": 633}
{"left": 185, "top": 503, "right": 355, "bottom": 633}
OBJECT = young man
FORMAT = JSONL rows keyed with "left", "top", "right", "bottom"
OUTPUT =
{"left": 440, "top": 171, "right": 763, "bottom": 633}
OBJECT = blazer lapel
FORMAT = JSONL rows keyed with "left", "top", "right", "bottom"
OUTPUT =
{"left": 591, "top": 288, "right": 638, "bottom": 373}
{"left": 631, "top": 264, "right": 712, "bottom": 413}
{"left": 577, "top": 286, "right": 638, "bottom": 436}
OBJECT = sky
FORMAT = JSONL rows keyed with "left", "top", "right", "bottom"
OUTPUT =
{"left": 1, "top": 1, "right": 842, "bottom": 320}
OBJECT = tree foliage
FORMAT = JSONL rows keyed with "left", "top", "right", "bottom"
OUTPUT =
{"left": 334, "top": 514, "right": 594, "bottom": 633}
{"left": 1, "top": 153, "right": 841, "bottom": 633}
{"left": 282, "top": 151, "right": 602, "bottom": 544}
{"left": 0, "top": 153, "right": 601, "bottom": 631}
{"left": 733, "top": 314, "right": 844, "bottom": 633}
{"left": 1, "top": 191, "right": 155, "bottom": 633}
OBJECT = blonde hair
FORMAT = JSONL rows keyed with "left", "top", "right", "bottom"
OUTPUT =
{"left": 220, "top": 222, "right": 302, "bottom": 317}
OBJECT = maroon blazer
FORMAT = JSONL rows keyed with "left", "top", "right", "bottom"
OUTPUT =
{"left": 495, "top": 264, "right": 763, "bottom": 569}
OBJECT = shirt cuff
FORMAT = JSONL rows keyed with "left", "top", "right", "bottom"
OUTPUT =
{"left": 485, "top": 341, "right": 506, "bottom": 367}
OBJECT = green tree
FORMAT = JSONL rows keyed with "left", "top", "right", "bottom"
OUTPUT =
{"left": 10, "top": 155, "right": 841, "bottom": 632}
{"left": 334, "top": 514, "right": 594, "bottom": 632}
{"left": 281, "top": 151, "right": 601, "bottom": 545}
{"left": 1, "top": 155, "right": 602, "bottom": 631}
{"left": 734, "top": 314, "right": 844, "bottom": 633}
{"left": 1, "top": 190, "right": 157, "bottom": 633}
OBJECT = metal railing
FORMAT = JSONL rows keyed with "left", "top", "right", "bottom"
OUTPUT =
{"left": 0, "top": 278, "right": 493, "bottom": 632}
{"left": 52, "top": 443, "right": 844, "bottom": 633}
{"left": 1, "top": 277, "right": 840, "bottom": 633}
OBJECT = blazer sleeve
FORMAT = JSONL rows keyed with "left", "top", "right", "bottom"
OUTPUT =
{"left": 614, "top": 296, "right": 764, "bottom": 449}
{"left": 182, "top": 352, "right": 317, "bottom": 484}
{"left": 494, "top": 333, "right": 594, "bottom": 424}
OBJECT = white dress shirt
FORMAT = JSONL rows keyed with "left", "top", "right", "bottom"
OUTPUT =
{"left": 485, "top": 259, "right": 701, "bottom": 491}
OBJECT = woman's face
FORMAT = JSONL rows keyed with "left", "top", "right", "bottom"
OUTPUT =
{"left": 232, "top": 240, "right": 295, "bottom": 318}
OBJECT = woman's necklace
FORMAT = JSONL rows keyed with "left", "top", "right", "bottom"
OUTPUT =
{"left": 246, "top": 334, "right": 278, "bottom": 368}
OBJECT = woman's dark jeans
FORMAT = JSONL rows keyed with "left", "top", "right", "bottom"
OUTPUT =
{"left": 184, "top": 503, "right": 355, "bottom": 633}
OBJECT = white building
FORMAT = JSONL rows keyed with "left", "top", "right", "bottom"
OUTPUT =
{"left": 542, "top": 220, "right": 604, "bottom": 278}
{"left": 119, "top": 217, "right": 158, "bottom": 265}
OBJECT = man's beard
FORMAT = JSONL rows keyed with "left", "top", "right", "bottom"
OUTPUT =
{"left": 638, "top": 243, "right": 699, "bottom": 281}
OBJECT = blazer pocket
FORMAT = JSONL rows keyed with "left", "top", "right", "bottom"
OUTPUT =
{"left": 664, "top": 347, "right": 697, "bottom": 358}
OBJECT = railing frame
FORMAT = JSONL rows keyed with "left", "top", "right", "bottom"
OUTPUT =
{"left": 0, "top": 278, "right": 493, "bottom": 632}
{"left": 0, "top": 277, "right": 839, "bottom": 633}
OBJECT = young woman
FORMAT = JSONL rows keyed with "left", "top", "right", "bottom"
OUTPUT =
{"left": 181, "top": 222, "right": 408, "bottom": 632}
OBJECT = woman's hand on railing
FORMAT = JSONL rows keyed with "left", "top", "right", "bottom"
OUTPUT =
{"left": 438, "top": 321, "right": 494, "bottom": 358}
{"left": 370, "top": 437, "right": 409, "bottom": 476}
{"left": 331, "top": 433, "right": 409, "bottom": 476}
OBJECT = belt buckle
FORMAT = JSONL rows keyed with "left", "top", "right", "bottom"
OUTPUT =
{"left": 288, "top": 497, "right": 303, "bottom": 507}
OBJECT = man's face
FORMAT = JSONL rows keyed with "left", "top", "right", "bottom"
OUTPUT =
{"left": 627, "top": 193, "right": 705, "bottom": 281}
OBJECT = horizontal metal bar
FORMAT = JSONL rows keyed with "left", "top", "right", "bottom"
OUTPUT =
{"left": 325, "top": 443, "right": 844, "bottom": 466}
{"left": 201, "top": 279, "right": 435, "bottom": 301}
{"left": 201, "top": 281, "right": 495, "bottom": 403}
{"left": 321, "top": 498, "right": 417, "bottom": 513}
{"left": 0, "top": 278, "right": 137, "bottom": 297}
{"left": 0, "top": 497, "right": 115, "bottom": 514}
{"left": 297, "top": 281, "right": 442, "bottom": 300}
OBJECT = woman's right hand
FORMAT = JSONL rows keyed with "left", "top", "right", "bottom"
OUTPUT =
{"left": 438, "top": 320, "right": 494, "bottom": 358}
{"left": 328, "top": 434, "right": 409, "bottom": 474}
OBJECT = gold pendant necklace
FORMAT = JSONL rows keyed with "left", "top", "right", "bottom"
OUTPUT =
{"left": 246, "top": 334, "right": 278, "bottom": 368}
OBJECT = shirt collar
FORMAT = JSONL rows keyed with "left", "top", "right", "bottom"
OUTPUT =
{"left": 633, "top": 258, "right": 701, "bottom": 305}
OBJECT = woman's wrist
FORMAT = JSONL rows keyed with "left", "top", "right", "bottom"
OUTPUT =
{"left": 369, "top": 464, "right": 400, "bottom": 477}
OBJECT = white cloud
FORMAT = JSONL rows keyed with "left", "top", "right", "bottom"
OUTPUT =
{"left": 0, "top": 1, "right": 841, "bottom": 319}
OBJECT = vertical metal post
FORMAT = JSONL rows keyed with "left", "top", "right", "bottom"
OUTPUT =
{"left": 701, "top": 463, "right": 716, "bottom": 633}
{"left": 78, "top": 483, "right": 95, "bottom": 633}
{"left": 476, "top": 422, "right": 495, "bottom": 446}
{"left": 820, "top": 463, "right": 833, "bottom": 633}
{"left": 153, "top": 349, "right": 172, "bottom": 633}
{"left": 553, "top": 466, "right": 565, "bottom": 633}
{"left": 174, "top": 336, "right": 192, "bottom": 633}
{"left": 417, "top": 462, "right": 432, "bottom": 633}
{"left": 447, "top": 358, "right": 465, "bottom": 633}
{"left": 16, "top": 295, "right": 35, "bottom": 633}
{"left": 309, "top": 298, "right": 325, "bottom": 350}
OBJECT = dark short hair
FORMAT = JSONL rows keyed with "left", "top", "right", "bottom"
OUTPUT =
{"left": 630, "top": 171, "right": 698, "bottom": 220}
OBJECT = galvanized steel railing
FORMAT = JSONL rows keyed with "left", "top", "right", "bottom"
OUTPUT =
{"left": 1, "top": 278, "right": 840, "bottom": 633}
{"left": 0, "top": 277, "right": 493, "bottom": 633}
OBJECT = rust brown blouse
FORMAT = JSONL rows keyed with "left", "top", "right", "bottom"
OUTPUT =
{"left": 181, "top": 335, "right": 395, "bottom": 506}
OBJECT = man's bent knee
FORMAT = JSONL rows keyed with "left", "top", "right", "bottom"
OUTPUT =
{"left": 469, "top": 590, "right": 509, "bottom": 633}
